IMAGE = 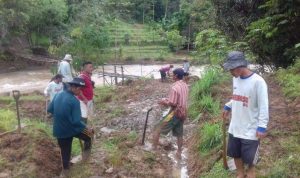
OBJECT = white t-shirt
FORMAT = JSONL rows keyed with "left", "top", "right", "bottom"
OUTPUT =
{"left": 225, "top": 73, "right": 269, "bottom": 140}
{"left": 44, "top": 81, "right": 63, "bottom": 101}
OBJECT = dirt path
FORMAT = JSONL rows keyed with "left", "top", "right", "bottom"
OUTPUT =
{"left": 65, "top": 78, "right": 198, "bottom": 178}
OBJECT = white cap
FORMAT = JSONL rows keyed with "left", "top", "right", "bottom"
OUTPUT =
{"left": 63, "top": 54, "right": 72, "bottom": 61}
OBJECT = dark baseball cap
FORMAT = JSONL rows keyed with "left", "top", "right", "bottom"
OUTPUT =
{"left": 173, "top": 68, "right": 185, "bottom": 79}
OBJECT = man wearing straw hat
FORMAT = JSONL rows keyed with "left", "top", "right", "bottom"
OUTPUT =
{"left": 58, "top": 54, "right": 74, "bottom": 83}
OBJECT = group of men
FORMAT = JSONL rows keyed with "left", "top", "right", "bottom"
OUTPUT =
{"left": 157, "top": 52, "right": 269, "bottom": 178}
{"left": 46, "top": 51, "right": 269, "bottom": 178}
{"left": 45, "top": 54, "right": 95, "bottom": 171}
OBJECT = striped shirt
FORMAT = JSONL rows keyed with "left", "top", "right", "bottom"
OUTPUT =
{"left": 166, "top": 80, "right": 189, "bottom": 119}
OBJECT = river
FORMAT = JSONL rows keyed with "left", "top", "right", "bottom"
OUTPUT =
{"left": 0, "top": 64, "right": 205, "bottom": 95}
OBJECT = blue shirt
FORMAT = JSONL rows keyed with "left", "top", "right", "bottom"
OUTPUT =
{"left": 47, "top": 90, "right": 86, "bottom": 138}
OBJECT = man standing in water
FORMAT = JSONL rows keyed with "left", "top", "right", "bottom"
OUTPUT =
{"left": 78, "top": 61, "right": 94, "bottom": 123}
{"left": 153, "top": 68, "right": 189, "bottom": 159}
{"left": 47, "top": 77, "right": 93, "bottom": 172}
{"left": 222, "top": 51, "right": 269, "bottom": 178}
{"left": 159, "top": 64, "right": 173, "bottom": 82}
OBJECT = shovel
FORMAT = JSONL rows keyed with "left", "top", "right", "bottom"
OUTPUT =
{"left": 142, "top": 108, "right": 153, "bottom": 145}
{"left": 222, "top": 117, "right": 229, "bottom": 169}
{"left": 222, "top": 117, "right": 236, "bottom": 171}
{"left": 12, "top": 90, "right": 21, "bottom": 133}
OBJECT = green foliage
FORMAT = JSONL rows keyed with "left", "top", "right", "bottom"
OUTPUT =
{"left": 0, "top": 0, "right": 67, "bottom": 47}
{"left": 198, "top": 95, "right": 220, "bottom": 116}
{"left": 198, "top": 123, "right": 222, "bottom": 153}
{"left": 0, "top": 109, "right": 17, "bottom": 132}
{"left": 165, "top": 30, "right": 185, "bottom": 52}
{"left": 71, "top": 139, "right": 82, "bottom": 156}
{"left": 94, "top": 86, "right": 115, "bottom": 103}
{"left": 276, "top": 59, "right": 300, "bottom": 99}
{"left": 201, "top": 161, "right": 232, "bottom": 178}
{"left": 189, "top": 67, "right": 223, "bottom": 119}
{"left": 195, "top": 29, "right": 231, "bottom": 65}
{"left": 24, "top": 119, "right": 52, "bottom": 136}
{"left": 211, "top": 0, "right": 300, "bottom": 68}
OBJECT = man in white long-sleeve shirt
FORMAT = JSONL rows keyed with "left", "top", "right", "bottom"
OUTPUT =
{"left": 58, "top": 54, "right": 74, "bottom": 83}
{"left": 222, "top": 51, "right": 269, "bottom": 178}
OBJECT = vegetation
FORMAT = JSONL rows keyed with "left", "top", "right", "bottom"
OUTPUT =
{"left": 212, "top": 0, "right": 300, "bottom": 68}
{"left": 189, "top": 67, "right": 224, "bottom": 119}
{"left": 198, "top": 123, "right": 222, "bottom": 154}
{"left": 0, "top": 109, "right": 16, "bottom": 132}
{"left": 276, "top": 59, "right": 300, "bottom": 99}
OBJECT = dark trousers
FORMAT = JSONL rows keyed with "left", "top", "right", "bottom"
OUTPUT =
{"left": 57, "top": 132, "right": 92, "bottom": 169}
{"left": 160, "top": 71, "right": 166, "bottom": 81}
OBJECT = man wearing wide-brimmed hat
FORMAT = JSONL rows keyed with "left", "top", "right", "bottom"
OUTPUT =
{"left": 58, "top": 54, "right": 74, "bottom": 83}
{"left": 47, "top": 77, "right": 94, "bottom": 172}
{"left": 222, "top": 51, "right": 269, "bottom": 178}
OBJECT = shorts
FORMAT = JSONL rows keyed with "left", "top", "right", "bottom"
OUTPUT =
{"left": 160, "top": 70, "right": 167, "bottom": 79}
{"left": 227, "top": 134, "right": 260, "bottom": 166}
{"left": 79, "top": 100, "right": 94, "bottom": 119}
{"left": 156, "top": 109, "right": 183, "bottom": 137}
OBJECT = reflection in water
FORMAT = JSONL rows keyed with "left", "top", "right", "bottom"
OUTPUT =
{"left": 0, "top": 64, "right": 205, "bottom": 95}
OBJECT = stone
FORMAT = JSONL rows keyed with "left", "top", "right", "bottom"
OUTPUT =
{"left": 105, "top": 167, "right": 114, "bottom": 174}
{"left": 100, "top": 127, "right": 116, "bottom": 135}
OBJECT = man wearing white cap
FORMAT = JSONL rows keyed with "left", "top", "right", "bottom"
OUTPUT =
{"left": 58, "top": 54, "right": 74, "bottom": 83}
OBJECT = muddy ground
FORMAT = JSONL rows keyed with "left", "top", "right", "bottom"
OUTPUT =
{"left": 0, "top": 74, "right": 299, "bottom": 178}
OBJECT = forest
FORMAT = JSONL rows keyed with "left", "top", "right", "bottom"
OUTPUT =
{"left": 1, "top": 0, "right": 299, "bottom": 68}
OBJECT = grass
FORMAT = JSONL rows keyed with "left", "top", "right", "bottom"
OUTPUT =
{"left": 66, "top": 163, "right": 92, "bottom": 178}
{"left": 198, "top": 122, "right": 222, "bottom": 154}
{"left": 201, "top": 161, "right": 232, "bottom": 178}
{"left": 94, "top": 86, "right": 115, "bottom": 103}
{"left": 0, "top": 109, "right": 17, "bottom": 132}
{"left": 276, "top": 59, "right": 300, "bottom": 99}
{"left": 102, "top": 137, "right": 123, "bottom": 167}
{"left": 188, "top": 67, "right": 224, "bottom": 119}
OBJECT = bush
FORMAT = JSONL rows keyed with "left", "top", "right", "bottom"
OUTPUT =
{"left": 165, "top": 30, "right": 185, "bottom": 52}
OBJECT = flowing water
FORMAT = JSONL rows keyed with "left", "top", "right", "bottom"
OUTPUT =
{"left": 0, "top": 64, "right": 205, "bottom": 95}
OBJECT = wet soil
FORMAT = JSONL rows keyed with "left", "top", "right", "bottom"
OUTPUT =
{"left": 0, "top": 129, "right": 61, "bottom": 178}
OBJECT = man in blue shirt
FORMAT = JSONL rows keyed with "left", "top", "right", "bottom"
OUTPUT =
{"left": 48, "top": 77, "right": 93, "bottom": 170}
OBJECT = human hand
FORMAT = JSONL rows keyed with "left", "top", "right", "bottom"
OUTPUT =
{"left": 222, "top": 109, "right": 230, "bottom": 119}
{"left": 158, "top": 98, "right": 167, "bottom": 105}
{"left": 256, "top": 131, "right": 267, "bottom": 139}
{"left": 86, "top": 127, "right": 94, "bottom": 136}
{"left": 83, "top": 99, "right": 88, "bottom": 105}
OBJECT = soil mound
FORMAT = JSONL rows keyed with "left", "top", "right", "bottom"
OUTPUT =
{"left": 0, "top": 129, "right": 61, "bottom": 178}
